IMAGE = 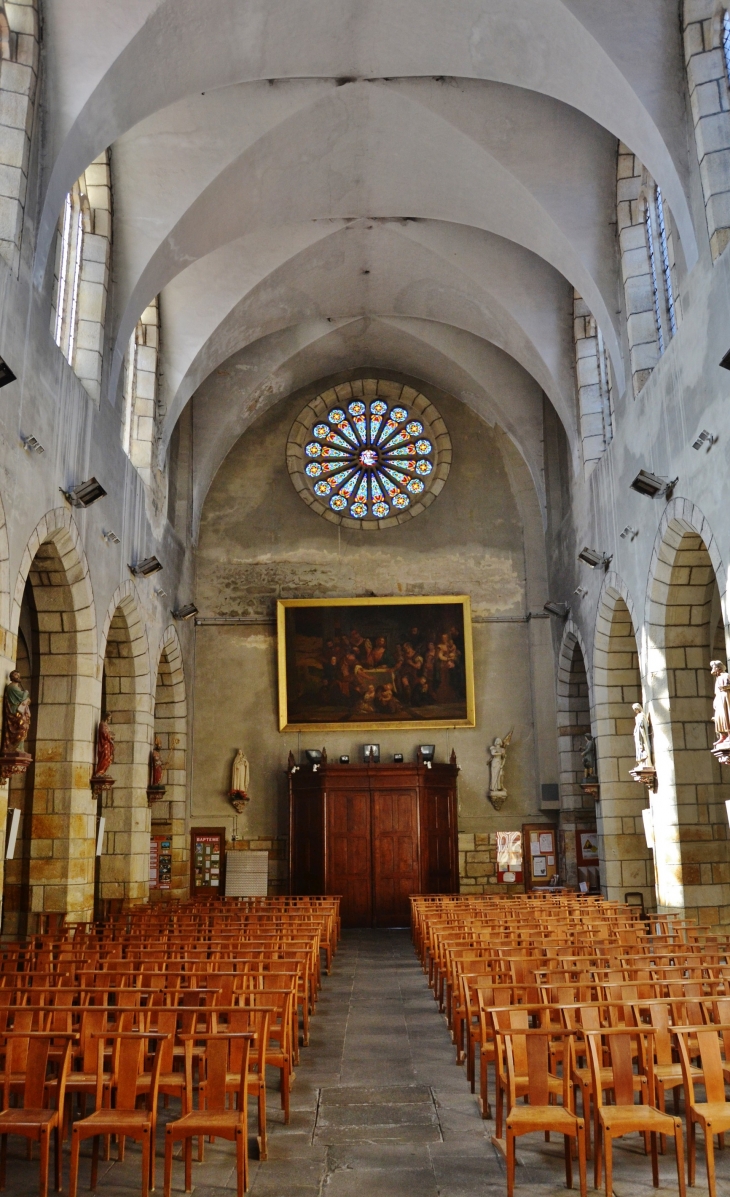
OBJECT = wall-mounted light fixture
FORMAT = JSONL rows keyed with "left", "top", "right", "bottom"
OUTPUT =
{"left": 620, "top": 526, "right": 639, "bottom": 541}
{"left": 154, "top": 587, "right": 167, "bottom": 599}
{"left": 573, "top": 587, "right": 588, "bottom": 598}
{"left": 543, "top": 601, "right": 570, "bottom": 618}
{"left": 630, "top": 470, "right": 678, "bottom": 499}
{"left": 129, "top": 556, "right": 163, "bottom": 577}
{"left": 0, "top": 356, "right": 16, "bottom": 388}
{"left": 21, "top": 434, "right": 44, "bottom": 454}
{"left": 102, "top": 530, "right": 120, "bottom": 545}
{"left": 719, "top": 349, "right": 730, "bottom": 370}
{"left": 61, "top": 477, "right": 107, "bottom": 508}
{"left": 692, "top": 429, "right": 716, "bottom": 451}
{"left": 578, "top": 547, "right": 612, "bottom": 569}
{"left": 172, "top": 604, "right": 198, "bottom": 621}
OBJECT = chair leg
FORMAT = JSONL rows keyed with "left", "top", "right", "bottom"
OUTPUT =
{"left": 506, "top": 1129, "right": 516, "bottom": 1197}
{"left": 185, "top": 1135, "right": 192, "bottom": 1192}
{"left": 496, "top": 1080, "right": 503, "bottom": 1140}
{"left": 39, "top": 1128, "right": 50, "bottom": 1197}
{"left": 141, "top": 1129, "right": 150, "bottom": 1197}
{"left": 688, "top": 1117, "right": 696, "bottom": 1188}
{"left": 706, "top": 1124, "right": 717, "bottom": 1197}
{"left": 258, "top": 1081, "right": 268, "bottom": 1161}
{"left": 236, "top": 1127, "right": 245, "bottom": 1197}
{"left": 650, "top": 1131, "right": 659, "bottom": 1188}
{"left": 91, "top": 1135, "right": 100, "bottom": 1191}
{"left": 594, "top": 1123, "right": 602, "bottom": 1192}
{"left": 577, "top": 1122, "right": 587, "bottom": 1197}
{"left": 674, "top": 1120, "right": 686, "bottom": 1197}
{"left": 54, "top": 1124, "right": 61, "bottom": 1192}
{"left": 564, "top": 1134, "right": 573, "bottom": 1189}
{"left": 68, "top": 1130, "right": 80, "bottom": 1197}
{"left": 604, "top": 1133, "right": 613, "bottom": 1197}
{"left": 164, "top": 1130, "right": 173, "bottom": 1197}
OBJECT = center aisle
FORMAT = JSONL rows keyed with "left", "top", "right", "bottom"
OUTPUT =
{"left": 244, "top": 928, "right": 504, "bottom": 1197}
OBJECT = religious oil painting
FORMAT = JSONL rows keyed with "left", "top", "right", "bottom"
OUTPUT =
{"left": 277, "top": 596, "right": 475, "bottom": 732}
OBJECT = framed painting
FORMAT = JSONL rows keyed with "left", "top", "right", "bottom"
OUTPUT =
{"left": 277, "top": 595, "right": 475, "bottom": 732}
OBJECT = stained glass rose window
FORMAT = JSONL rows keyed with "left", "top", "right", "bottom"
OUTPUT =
{"left": 288, "top": 380, "right": 451, "bottom": 528}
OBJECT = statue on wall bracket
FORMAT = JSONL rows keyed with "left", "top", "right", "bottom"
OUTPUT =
{"left": 487, "top": 730, "right": 512, "bottom": 811}
{"left": 579, "top": 732, "right": 600, "bottom": 800}
{"left": 229, "top": 748, "right": 250, "bottom": 814}
{"left": 0, "top": 671, "right": 33, "bottom": 784}
{"left": 710, "top": 660, "right": 730, "bottom": 766}
{"left": 147, "top": 735, "right": 176, "bottom": 804}
{"left": 91, "top": 712, "right": 116, "bottom": 798}
{"left": 629, "top": 703, "right": 658, "bottom": 792}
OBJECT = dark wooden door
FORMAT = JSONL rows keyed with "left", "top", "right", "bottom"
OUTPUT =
{"left": 371, "top": 789, "right": 420, "bottom": 927}
{"left": 421, "top": 784, "right": 457, "bottom": 893}
{"left": 326, "top": 789, "right": 371, "bottom": 927}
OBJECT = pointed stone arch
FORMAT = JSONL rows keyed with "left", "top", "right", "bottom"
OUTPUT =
{"left": 593, "top": 572, "right": 656, "bottom": 910}
{"left": 644, "top": 499, "right": 730, "bottom": 925}
{"left": 555, "top": 620, "right": 595, "bottom": 888}
{"left": 97, "top": 582, "right": 153, "bottom": 908}
{"left": 150, "top": 625, "right": 188, "bottom": 898}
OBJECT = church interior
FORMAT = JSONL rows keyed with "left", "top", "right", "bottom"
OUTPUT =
{"left": 2, "top": 1, "right": 730, "bottom": 1194}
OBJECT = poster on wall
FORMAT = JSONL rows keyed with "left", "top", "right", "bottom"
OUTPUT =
{"left": 496, "top": 830, "right": 523, "bottom": 883}
{"left": 277, "top": 596, "right": 475, "bottom": 731}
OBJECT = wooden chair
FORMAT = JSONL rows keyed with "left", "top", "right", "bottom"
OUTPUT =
{"left": 163, "top": 1033, "right": 253, "bottom": 1197}
{"left": 499, "top": 1027, "right": 586, "bottom": 1197}
{"left": 0, "top": 1032, "right": 74, "bottom": 1197}
{"left": 491, "top": 1007, "right": 564, "bottom": 1139}
{"left": 585, "top": 1027, "right": 685, "bottom": 1197}
{"left": 675, "top": 1024, "right": 730, "bottom": 1197}
{"left": 68, "top": 1031, "right": 168, "bottom": 1197}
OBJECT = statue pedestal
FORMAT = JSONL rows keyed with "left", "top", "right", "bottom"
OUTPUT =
{"left": 0, "top": 750, "right": 32, "bottom": 784}
{"left": 91, "top": 773, "right": 115, "bottom": 799}
{"left": 147, "top": 784, "right": 166, "bottom": 805}
{"left": 712, "top": 740, "right": 730, "bottom": 767}
{"left": 229, "top": 791, "right": 250, "bottom": 814}
{"left": 488, "top": 790, "right": 507, "bottom": 811}
{"left": 629, "top": 764, "right": 658, "bottom": 791}
{"left": 580, "top": 777, "right": 600, "bottom": 801}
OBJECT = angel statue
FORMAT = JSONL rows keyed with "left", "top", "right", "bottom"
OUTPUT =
{"left": 488, "top": 730, "right": 513, "bottom": 811}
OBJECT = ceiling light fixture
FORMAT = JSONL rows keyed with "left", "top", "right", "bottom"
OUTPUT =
{"left": 630, "top": 470, "right": 678, "bottom": 499}
{"left": 172, "top": 604, "right": 199, "bottom": 621}
{"left": 692, "top": 429, "right": 716, "bottom": 451}
{"left": 578, "top": 547, "right": 612, "bottom": 569}
{"left": 129, "top": 556, "right": 163, "bottom": 577}
{"left": 61, "top": 477, "right": 107, "bottom": 508}
{"left": 21, "top": 434, "right": 44, "bottom": 454}
{"left": 620, "top": 526, "right": 639, "bottom": 541}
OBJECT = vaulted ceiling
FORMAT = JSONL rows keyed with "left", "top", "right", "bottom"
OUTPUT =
{"left": 38, "top": 1, "right": 694, "bottom": 516}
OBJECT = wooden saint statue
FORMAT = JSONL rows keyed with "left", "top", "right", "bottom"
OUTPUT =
{"left": 94, "top": 712, "right": 115, "bottom": 777}
{"left": 2, "top": 671, "right": 31, "bottom": 754}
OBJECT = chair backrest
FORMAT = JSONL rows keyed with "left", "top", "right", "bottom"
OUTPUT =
{"left": 199, "top": 1037, "right": 230, "bottom": 1112}
{"left": 585, "top": 1029, "right": 641, "bottom": 1107}
{"left": 646, "top": 1002, "right": 673, "bottom": 1067}
{"left": 503, "top": 1027, "right": 571, "bottom": 1111}
{"left": 676, "top": 1027, "right": 726, "bottom": 1105}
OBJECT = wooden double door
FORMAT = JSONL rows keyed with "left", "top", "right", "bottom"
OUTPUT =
{"left": 289, "top": 762, "right": 459, "bottom": 927}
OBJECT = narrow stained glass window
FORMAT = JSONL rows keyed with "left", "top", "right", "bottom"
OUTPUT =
{"left": 645, "top": 202, "right": 665, "bottom": 356}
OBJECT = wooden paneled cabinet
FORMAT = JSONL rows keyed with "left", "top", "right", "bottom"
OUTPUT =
{"left": 288, "top": 759, "right": 459, "bottom": 927}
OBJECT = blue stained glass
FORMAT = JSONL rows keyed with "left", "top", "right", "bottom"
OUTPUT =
{"left": 324, "top": 430, "right": 353, "bottom": 451}
{"left": 313, "top": 480, "right": 331, "bottom": 496}
{"left": 415, "top": 439, "right": 432, "bottom": 455}
{"left": 377, "top": 418, "right": 399, "bottom": 445}
{"left": 305, "top": 463, "right": 322, "bottom": 477}
{"left": 390, "top": 407, "right": 408, "bottom": 423}
{"left": 314, "top": 424, "right": 330, "bottom": 438}
{"left": 328, "top": 408, "right": 346, "bottom": 424}
{"left": 335, "top": 420, "right": 359, "bottom": 446}
{"left": 354, "top": 475, "right": 368, "bottom": 503}
{"left": 330, "top": 495, "right": 348, "bottom": 511}
{"left": 386, "top": 444, "right": 417, "bottom": 457}
{"left": 328, "top": 469, "right": 354, "bottom": 489}
{"left": 370, "top": 400, "right": 388, "bottom": 416}
{"left": 305, "top": 442, "right": 322, "bottom": 458}
{"left": 370, "top": 475, "right": 385, "bottom": 502}
{"left": 372, "top": 501, "right": 389, "bottom": 518}
{"left": 416, "top": 459, "right": 432, "bottom": 475}
{"left": 320, "top": 446, "right": 348, "bottom": 459}
{"left": 392, "top": 493, "right": 410, "bottom": 510}
{"left": 385, "top": 468, "right": 411, "bottom": 486}
{"left": 406, "top": 421, "right": 423, "bottom": 436}
{"left": 381, "top": 429, "right": 410, "bottom": 450}
{"left": 379, "top": 474, "right": 400, "bottom": 499}
{"left": 407, "top": 478, "right": 425, "bottom": 494}
{"left": 351, "top": 415, "right": 367, "bottom": 443}
{"left": 339, "top": 472, "right": 360, "bottom": 499}
{"left": 369, "top": 414, "right": 383, "bottom": 442}
{"left": 350, "top": 501, "right": 367, "bottom": 518}
{"left": 348, "top": 401, "right": 366, "bottom": 416}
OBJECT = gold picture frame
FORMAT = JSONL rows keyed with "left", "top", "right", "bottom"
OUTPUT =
{"left": 277, "top": 595, "right": 475, "bottom": 732}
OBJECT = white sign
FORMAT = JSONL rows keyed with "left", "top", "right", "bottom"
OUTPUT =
{"left": 5, "top": 807, "right": 20, "bottom": 860}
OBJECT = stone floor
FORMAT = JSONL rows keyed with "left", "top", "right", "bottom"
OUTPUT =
{"left": 1, "top": 928, "right": 727, "bottom": 1194}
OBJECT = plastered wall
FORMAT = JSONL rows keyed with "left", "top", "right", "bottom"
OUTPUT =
{"left": 191, "top": 375, "right": 558, "bottom": 888}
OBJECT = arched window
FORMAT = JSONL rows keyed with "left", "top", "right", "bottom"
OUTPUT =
{"left": 617, "top": 144, "right": 681, "bottom": 396}
{"left": 0, "top": 0, "right": 39, "bottom": 274}
{"left": 50, "top": 152, "right": 112, "bottom": 403}
{"left": 122, "top": 297, "right": 161, "bottom": 484}
{"left": 573, "top": 293, "right": 613, "bottom": 475}
{"left": 684, "top": 5, "right": 730, "bottom": 260}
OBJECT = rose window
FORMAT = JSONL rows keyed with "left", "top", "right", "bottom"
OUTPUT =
{"left": 288, "top": 380, "right": 451, "bottom": 528}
